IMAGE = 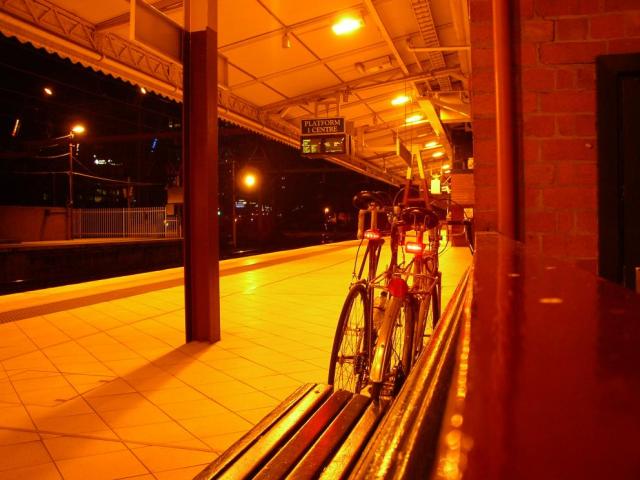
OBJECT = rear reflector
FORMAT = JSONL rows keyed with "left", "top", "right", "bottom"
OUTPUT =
{"left": 364, "top": 229, "right": 381, "bottom": 240}
{"left": 405, "top": 242, "right": 424, "bottom": 254}
{"left": 388, "top": 277, "right": 409, "bottom": 298}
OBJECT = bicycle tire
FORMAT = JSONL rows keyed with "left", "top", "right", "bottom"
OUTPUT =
{"left": 414, "top": 288, "right": 436, "bottom": 361}
{"left": 369, "top": 295, "right": 414, "bottom": 401}
{"left": 328, "top": 283, "right": 371, "bottom": 393}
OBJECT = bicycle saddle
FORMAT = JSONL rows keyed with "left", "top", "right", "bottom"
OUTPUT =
{"left": 352, "top": 190, "right": 390, "bottom": 210}
{"left": 401, "top": 206, "right": 440, "bottom": 229}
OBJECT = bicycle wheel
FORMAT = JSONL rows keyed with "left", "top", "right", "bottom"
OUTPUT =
{"left": 414, "top": 286, "right": 438, "bottom": 361}
{"left": 328, "top": 283, "right": 371, "bottom": 393}
{"left": 370, "top": 295, "right": 414, "bottom": 400}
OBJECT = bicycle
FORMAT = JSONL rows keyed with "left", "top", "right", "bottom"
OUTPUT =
{"left": 367, "top": 203, "right": 442, "bottom": 400}
{"left": 327, "top": 190, "right": 393, "bottom": 393}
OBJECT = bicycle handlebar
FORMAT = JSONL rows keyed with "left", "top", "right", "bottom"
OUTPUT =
{"left": 352, "top": 190, "right": 391, "bottom": 210}
{"left": 401, "top": 206, "right": 440, "bottom": 230}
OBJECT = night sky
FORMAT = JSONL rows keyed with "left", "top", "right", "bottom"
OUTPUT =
{"left": 0, "top": 34, "right": 392, "bottom": 251}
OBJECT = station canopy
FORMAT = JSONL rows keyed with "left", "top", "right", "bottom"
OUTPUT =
{"left": 0, "top": 0, "right": 471, "bottom": 185}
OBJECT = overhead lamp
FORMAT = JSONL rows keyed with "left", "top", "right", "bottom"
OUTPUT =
{"left": 442, "top": 164, "right": 450, "bottom": 170}
{"left": 424, "top": 141, "right": 439, "bottom": 149}
{"left": 43, "top": 87, "right": 53, "bottom": 96}
{"left": 391, "top": 95, "right": 411, "bottom": 106}
{"left": 405, "top": 114, "right": 423, "bottom": 124}
{"left": 355, "top": 55, "right": 393, "bottom": 74}
{"left": 71, "top": 124, "right": 86, "bottom": 135}
{"left": 140, "top": 86, "right": 148, "bottom": 95}
{"left": 332, "top": 16, "right": 364, "bottom": 35}
{"left": 282, "top": 31, "right": 292, "bottom": 49}
{"left": 432, "top": 151, "right": 444, "bottom": 158}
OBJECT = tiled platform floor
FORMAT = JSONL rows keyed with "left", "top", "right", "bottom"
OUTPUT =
{"left": 0, "top": 241, "right": 471, "bottom": 479}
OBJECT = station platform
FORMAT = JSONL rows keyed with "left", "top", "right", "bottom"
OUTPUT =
{"left": 0, "top": 240, "right": 471, "bottom": 479}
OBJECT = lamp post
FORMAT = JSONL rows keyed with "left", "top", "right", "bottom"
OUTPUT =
{"left": 67, "top": 124, "right": 86, "bottom": 240}
{"left": 231, "top": 165, "right": 259, "bottom": 250}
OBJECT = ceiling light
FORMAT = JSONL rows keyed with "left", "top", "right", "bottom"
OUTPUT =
{"left": 424, "top": 141, "right": 439, "bottom": 149}
{"left": 43, "top": 87, "right": 53, "bottom": 96}
{"left": 332, "top": 16, "right": 364, "bottom": 35}
{"left": 282, "top": 32, "right": 292, "bottom": 49}
{"left": 405, "top": 114, "right": 423, "bottom": 124}
{"left": 432, "top": 151, "right": 444, "bottom": 158}
{"left": 442, "top": 164, "right": 450, "bottom": 170}
{"left": 71, "top": 124, "right": 86, "bottom": 135}
{"left": 355, "top": 55, "right": 393, "bottom": 74}
{"left": 140, "top": 87, "right": 147, "bottom": 94}
{"left": 391, "top": 95, "right": 411, "bottom": 106}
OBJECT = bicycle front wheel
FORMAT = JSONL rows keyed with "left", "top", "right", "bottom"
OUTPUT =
{"left": 328, "top": 283, "right": 371, "bottom": 393}
{"left": 370, "top": 295, "right": 414, "bottom": 400}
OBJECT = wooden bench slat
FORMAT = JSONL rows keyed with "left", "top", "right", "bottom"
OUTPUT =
{"left": 194, "top": 383, "right": 319, "bottom": 480}
{"left": 218, "top": 384, "right": 333, "bottom": 480}
{"left": 286, "top": 393, "right": 372, "bottom": 480}
{"left": 253, "top": 389, "right": 353, "bottom": 480}
{"left": 317, "top": 400, "right": 387, "bottom": 480}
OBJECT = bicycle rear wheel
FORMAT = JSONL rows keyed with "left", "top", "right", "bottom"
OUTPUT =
{"left": 370, "top": 295, "right": 414, "bottom": 400}
{"left": 328, "top": 283, "right": 371, "bottom": 393}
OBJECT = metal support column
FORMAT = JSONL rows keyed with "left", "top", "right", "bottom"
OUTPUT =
{"left": 183, "top": 0, "right": 220, "bottom": 342}
{"left": 492, "top": 0, "right": 518, "bottom": 239}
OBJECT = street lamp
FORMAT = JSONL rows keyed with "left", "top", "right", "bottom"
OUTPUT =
{"left": 67, "top": 124, "right": 86, "bottom": 239}
{"left": 243, "top": 173, "right": 257, "bottom": 188}
{"left": 231, "top": 166, "right": 259, "bottom": 250}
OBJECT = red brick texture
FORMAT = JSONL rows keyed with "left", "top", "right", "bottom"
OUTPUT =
{"left": 469, "top": 0, "right": 640, "bottom": 264}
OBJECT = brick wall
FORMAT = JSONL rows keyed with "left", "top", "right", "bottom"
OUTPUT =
{"left": 470, "top": 0, "right": 640, "bottom": 270}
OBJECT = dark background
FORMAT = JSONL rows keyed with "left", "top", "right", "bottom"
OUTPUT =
{"left": 0, "top": 34, "right": 392, "bottom": 254}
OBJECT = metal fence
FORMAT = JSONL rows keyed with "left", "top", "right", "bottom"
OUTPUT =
{"left": 73, "top": 207, "right": 182, "bottom": 239}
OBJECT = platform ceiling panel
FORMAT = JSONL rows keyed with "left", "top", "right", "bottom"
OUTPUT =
{"left": 227, "top": 65, "right": 254, "bottom": 87}
{"left": 218, "top": 0, "right": 281, "bottom": 47}
{"left": 224, "top": 35, "right": 318, "bottom": 79}
{"left": 265, "top": 64, "right": 341, "bottom": 98}
{"left": 295, "top": 16, "right": 386, "bottom": 59}
{"left": 231, "top": 83, "right": 287, "bottom": 107}
{"left": 259, "top": 0, "right": 358, "bottom": 26}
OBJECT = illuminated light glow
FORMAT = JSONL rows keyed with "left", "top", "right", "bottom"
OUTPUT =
{"left": 43, "top": 87, "right": 53, "bottom": 96}
{"left": 539, "top": 297, "right": 563, "bottom": 304}
{"left": 71, "top": 125, "right": 86, "bottom": 134}
{"left": 243, "top": 174, "right": 257, "bottom": 188}
{"left": 364, "top": 229, "right": 381, "bottom": 240}
{"left": 11, "top": 118, "right": 21, "bottom": 137}
{"left": 405, "top": 114, "right": 423, "bottom": 124}
{"left": 332, "top": 16, "right": 364, "bottom": 35}
{"left": 432, "top": 151, "right": 445, "bottom": 158}
{"left": 140, "top": 86, "right": 147, "bottom": 94}
{"left": 324, "top": 207, "right": 330, "bottom": 214}
{"left": 391, "top": 94, "right": 410, "bottom": 106}
{"left": 425, "top": 140, "right": 439, "bottom": 148}
{"left": 442, "top": 164, "right": 450, "bottom": 170}
{"left": 451, "top": 414, "right": 464, "bottom": 428}
{"left": 405, "top": 242, "right": 424, "bottom": 254}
